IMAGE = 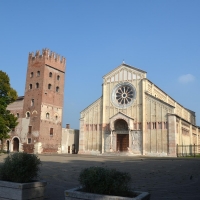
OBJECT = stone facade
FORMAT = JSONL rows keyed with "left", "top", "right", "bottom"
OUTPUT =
{"left": 79, "top": 63, "right": 200, "bottom": 156}
{"left": 6, "top": 49, "right": 66, "bottom": 153}
{"left": 61, "top": 124, "right": 79, "bottom": 154}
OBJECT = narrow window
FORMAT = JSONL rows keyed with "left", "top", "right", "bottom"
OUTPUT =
{"left": 16, "top": 113, "right": 19, "bottom": 118}
{"left": 138, "top": 123, "right": 142, "bottom": 130}
{"left": 29, "top": 84, "right": 32, "bottom": 89}
{"left": 48, "top": 84, "right": 52, "bottom": 89}
{"left": 46, "top": 113, "right": 49, "bottom": 119}
{"left": 30, "top": 72, "right": 33, "bottom": 77}
{"left": 36, "top": 83, "right": 39, "bottom": 88}
{"left": 26, "top": 112, "right": 30, "bottom": 118}
{"left": 50, "top": 128, "right": 53, "bottom": 136}
{"left": 31, "top": 99, "right": 34, "bottom": 106}
{"left": 49, "top": 72, "right": 52, "bottom": 77}
{"left": 28, "top": 126, "right": 32, "bottom": 134}
{"left": 56, "top": 86, "right": 59, "bottom": 92}
{"left": 55, "top": 115, "right": 58, "bottom": 120}
{"left": 37, "top": 71, "right": 40, "bottom": 77}
{"left": 86, "top": 125, "right": 88, "bottom": 131}
{"left": 152, "top": 122, "right": 157, "bottom": 129}
{"left": 57, "top": 75, "right": 60, "bottom": 80}
{"left": 28, "top": 138, "right": 31, "bottom": 144}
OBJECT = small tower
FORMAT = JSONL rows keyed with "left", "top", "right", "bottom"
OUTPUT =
{"left": 23, "top": 49, "right": 66, "bottom": 153}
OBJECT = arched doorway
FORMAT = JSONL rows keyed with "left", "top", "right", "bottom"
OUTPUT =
{"left": 115, "top": 119, "right": 129, "bottom": 152}
{"left": 13, "top": 138, "right": 19, "bottom": 152}
{"left": 6, "top": 140, "right": 9, "bottom": 152}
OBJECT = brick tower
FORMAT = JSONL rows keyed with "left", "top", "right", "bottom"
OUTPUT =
{"left": 23, "top": 49, "right": 66, "bottom": 153}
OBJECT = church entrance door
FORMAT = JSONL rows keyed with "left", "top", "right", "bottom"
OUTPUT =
{"left": 117, "top": 134, "right": 129, "bottom": 151}
{"left": 13, "top": 138, "right": 19, "bottom": 152}
{"left": 114, "top": 119, "right": 129, "bottom": 152}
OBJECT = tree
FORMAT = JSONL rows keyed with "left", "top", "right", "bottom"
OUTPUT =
{"left": 0, "top": 70, "right": 18, "bottom": 140}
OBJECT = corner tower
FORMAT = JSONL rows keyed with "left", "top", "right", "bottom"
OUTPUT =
{"left": 23, "top": 49, "right": 66, "bottom": 153}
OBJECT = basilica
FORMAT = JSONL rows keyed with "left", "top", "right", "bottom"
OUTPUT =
{"left": 5, "top": 49, "right": 199, "bottom": 156}
{"left": 79, "top": 63, "right": 199, "bottom": 156}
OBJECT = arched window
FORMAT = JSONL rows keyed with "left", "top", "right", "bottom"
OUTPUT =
{"left": 57, "top": 75, "right": 60, "bottom": 80}
{"left": 36, "top": 82, "right": 39, "bottom": 88}
{"left": 30, "top": 72, "right": 33, "bottom": 77}
{"left": 29, "top": 84, "right": 32, "bottom": 89}
{"left": 48, "top": 84, "right": 52, "bottom": 89}
{"left": 37, "top": 71, "right": 40, "bottom": 77}
{"left": 16, "top": 113, "right": 19, "bottom": 118}
{"left": 50, "top": 128, "right": 53, "bottom": 136}
{"left": 49, "top": 72, "right": 52, "bottom": 77}
{"left": 31, "top": 99, "right": 34, "bottom": 106}
{"left": 55, "top": 115, "right": 58, "bottom": 120}
{"left": 26, "top": 112, "right": 30, "bottom": 118}
{"left": 46, "top": 113, "right": 50, "bottom": 119}
{"left": 56, "top": 86, "right": 59, "bottom": 92}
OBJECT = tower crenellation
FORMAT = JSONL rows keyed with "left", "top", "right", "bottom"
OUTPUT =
{"left": 28, "top": 48, "right": 66, "bottom": 72}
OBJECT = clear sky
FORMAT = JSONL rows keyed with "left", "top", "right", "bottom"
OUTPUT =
{"left": 0, "top": 1, "right": 200, "bottom": 129}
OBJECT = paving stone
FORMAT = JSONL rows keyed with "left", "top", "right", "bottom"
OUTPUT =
{"left": 0, "top": 154, "right": 200, "bottom": 200}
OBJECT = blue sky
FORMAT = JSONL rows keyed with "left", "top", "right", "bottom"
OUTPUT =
{"left": 0, "top": 1, "right": 200, "bottom": 129}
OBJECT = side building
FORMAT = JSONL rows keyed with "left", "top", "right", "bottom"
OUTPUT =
{"left": 79, "top": 63, "right": 200, "bottom": 156}
{"left": 6, "top": 49, "right": 66, "bottom": 153}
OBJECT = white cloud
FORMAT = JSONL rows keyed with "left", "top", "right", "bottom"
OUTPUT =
{"left": 178, "top": 74, "right": 195, "bottom": 84}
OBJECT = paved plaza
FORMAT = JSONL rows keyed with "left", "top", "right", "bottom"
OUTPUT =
{"left": 0, "top": 154, "right": 200, "bottom": 200}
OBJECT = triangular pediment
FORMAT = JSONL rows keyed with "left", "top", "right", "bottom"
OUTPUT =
{"left": 103, "top": 63, "right": 147, "bottom": 83}
{"left": 109, "top": 112, "right": 134, "bottom": 120}
{"left": 109, "top": 112, "right": 134, "bottom": 130}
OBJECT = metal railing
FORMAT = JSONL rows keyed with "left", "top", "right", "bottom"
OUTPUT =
{"left": 176, "top": 144, "right": 200, "bottom": 157}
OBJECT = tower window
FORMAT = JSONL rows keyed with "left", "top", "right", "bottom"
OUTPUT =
{"left": 50, "top": 128, "right": 53, "bottom": 136}
{"left": 28, "top": 138, "right": 31, "bottom": 144}
{"left": 30, "top": 72, "right": 33, "bottom": 77}
{"left": 56, "top": 86, "right": 59, "bottom": 92}
{"left": 31, "top": 99, "right": 34, "bottom": 106}
{"left": 57, "top": 75, "right": 60, "bottom": 80}
{"left": 29, "top": 84, "right": 32, "bottom": 89}
{"left": 37, "top": 71, "right": 40, "bottom": 77}
{"left": 28, "top": 126, "right": 32, "bottom": 134}
{"left": 26, "top": 112, "right": 30, "bottom": 118}
{"left": 36, "top": 83, "right": 39, "bottom": 88}
{"left": 48, "top": 84, "right": 52, "bottom": 89}
{"left": 16, "top": 113, "right": 19, "bottom": 118}
{"left": 46, "top": 113, "right": 50, "bottom": 119}
{"left": 49, "top": 72, "right": 52, "bottom": 77}
{"left": 55, "top": 115, "right": 58, "bottom": 120}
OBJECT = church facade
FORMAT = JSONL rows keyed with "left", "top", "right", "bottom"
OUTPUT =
{"left": 79, "top": 63, "right": 199, "bottom": 156}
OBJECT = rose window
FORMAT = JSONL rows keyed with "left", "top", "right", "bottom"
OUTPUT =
{"left": 111, "top": 82, "right": 136, "bottom": 108}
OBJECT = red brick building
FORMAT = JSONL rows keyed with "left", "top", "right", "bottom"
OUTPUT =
{"left": 6, "top": 49, "right": 66, "bottom": 153}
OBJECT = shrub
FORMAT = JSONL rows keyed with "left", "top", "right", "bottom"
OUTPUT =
{"left": 0, "top": 152, "right": 41, "bottom": 183}
{"left": 79, "top": 166, "right": 134, "bottom": 197}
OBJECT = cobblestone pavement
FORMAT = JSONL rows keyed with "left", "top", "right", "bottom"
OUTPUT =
{"left": 0, "top": 154, "right": 200, "bottom": 200}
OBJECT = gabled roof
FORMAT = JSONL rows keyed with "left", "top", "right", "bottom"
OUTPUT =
{"left": 103, "top": 63, "right": 147, "bottom": 78}
{"left": 109, "top": 111, "right": 134, "bottom": 120}
{"left": 80, "top": 96, "right": 102, "bottom": 113}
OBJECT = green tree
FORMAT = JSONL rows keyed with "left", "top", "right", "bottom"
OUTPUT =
{"left": 0, "top": 70, "right": 18, "bottom": 140}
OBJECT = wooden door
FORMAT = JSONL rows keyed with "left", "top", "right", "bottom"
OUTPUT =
{"left": 117, "top": 134, "right": 129, "bottom": 151}
{"left": 13, "top": 138, "right": 19, "bottom": 152}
